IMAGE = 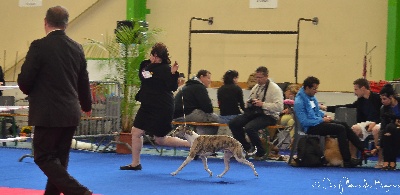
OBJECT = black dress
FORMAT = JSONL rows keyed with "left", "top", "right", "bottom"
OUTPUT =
{"left": 134, "top": 62, "right": 179, "bottom": 137}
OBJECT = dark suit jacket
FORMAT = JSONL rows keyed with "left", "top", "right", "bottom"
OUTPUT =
{"left": 326, "top": 92, "right": 382, "bottom": 123}
{"left": 18, "top": 30, "right": 92, "bottom": 127}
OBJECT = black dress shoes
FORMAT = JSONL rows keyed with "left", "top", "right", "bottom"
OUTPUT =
{"left": 343, "top": 158, "right": 362, "bottom": 168}
{"left": 120, "top": 164, "right": 142, "bottom": 170}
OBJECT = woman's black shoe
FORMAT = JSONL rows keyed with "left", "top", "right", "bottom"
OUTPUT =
{"left": 120, "top": 164, "right": 142, "bottom": 170}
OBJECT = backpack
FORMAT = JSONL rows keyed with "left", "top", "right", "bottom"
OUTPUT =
{"left": 295, "top": 136, "right": 325, "bottom": 167}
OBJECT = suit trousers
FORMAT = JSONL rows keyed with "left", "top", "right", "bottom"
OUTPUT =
{"left": 307, "top": 121, "right": 364, "bottom": 162}
{"left": 33, "top": 126, "right": 89, "bottom": 195}
{"left": 229, "top": 114, "right": 277, "bottom": 156}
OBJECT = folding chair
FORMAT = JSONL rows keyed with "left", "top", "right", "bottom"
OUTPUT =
{"left": 272, "top": 125, "right": 293, "bottom": 150}
{"left": 0, "top": 96, "right": 17, "bottom": 146}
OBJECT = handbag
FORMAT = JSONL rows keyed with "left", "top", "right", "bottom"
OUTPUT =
{"left": 244, "top": 80, "right": 269, "bottom": 118}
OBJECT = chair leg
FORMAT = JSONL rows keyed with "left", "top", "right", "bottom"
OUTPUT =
{"left": 288, "top": 134, "right": 299, "bottom": 165}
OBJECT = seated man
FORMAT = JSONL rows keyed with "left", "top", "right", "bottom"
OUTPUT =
{"left": 229, "top": 66, "right": 283, "bottom": 160}
{"left": 294, "top": 76, "right": 370, "bottom": 168}
{"left": 323, "top": 78, "right": 382, "bottom": 168}
{"left": 174, "top": 70, "right": 219, "bottom": 135}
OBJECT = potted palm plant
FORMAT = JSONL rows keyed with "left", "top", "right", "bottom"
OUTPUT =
{"left": 83, "top": 20, "right": 160, "bottom": 153}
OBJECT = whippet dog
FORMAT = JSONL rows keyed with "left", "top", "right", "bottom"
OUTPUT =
{"left": 171, "top": 125, "right": 259, "bottom": 177}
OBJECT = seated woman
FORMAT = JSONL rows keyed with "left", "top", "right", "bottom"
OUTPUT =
{"left": 377, "top": 84, "right": 400, "bottom": 170}
{"left": 217, "top": 70, "right": 245, "bottom": 124}
{"left": 280, "top": 84, "right": 300, "bottom": 128}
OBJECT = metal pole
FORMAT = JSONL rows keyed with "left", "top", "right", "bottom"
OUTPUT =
{"left": 188, "top": 17, "right": 194, "bottom": 78}
{"left": 294, "top": 17, "right": 318, "bottom": 84}
{"left": 294, "top": 19, "right": 301, "bottom": 84}
{"left": 3, "top": 50, "right": 6, "bottom": 72}
{"left": 13, "top": 51, "right": 18, "bottom": 81}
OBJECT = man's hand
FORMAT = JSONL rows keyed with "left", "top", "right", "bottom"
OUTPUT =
{"left": 252, "top": 99, "right": 263, "bottom": 107}
{"left": 323, "top": 116, "right": 332, "bottom": 123}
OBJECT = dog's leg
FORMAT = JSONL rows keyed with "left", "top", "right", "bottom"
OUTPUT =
{"left": 217, "top": 151, "right": 232, "bottom": 178}
{"left": 235, "top": 157, "right": 259, "bottom": 177}
{"left": 200, "top": 156, "right": 213, "bottom": 177}
{"left": 171, "top": 156, "right": 194, "bottom": 176}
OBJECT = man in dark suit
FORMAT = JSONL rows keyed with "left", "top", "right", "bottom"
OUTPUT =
{"left": 17, "top": 6, "right": 92, "bottom": 195}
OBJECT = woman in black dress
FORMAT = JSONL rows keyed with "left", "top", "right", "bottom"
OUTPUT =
{"left": 121, "top": 43, "right": 190, "bottom": 170}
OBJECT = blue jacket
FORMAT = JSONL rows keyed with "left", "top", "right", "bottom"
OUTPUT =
{"left": 293, "top": 87, "right": 325, "bottom": 132}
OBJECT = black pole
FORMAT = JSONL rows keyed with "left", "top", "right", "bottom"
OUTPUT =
{"left": 191, "top": 30, "right": 297, "bottom": 34}
{"left": 188, "top": 18, "right": 194, "bottom": 79}
{"left": 295, "top": 19, "right": 301, "bottom": 84}
{"left": 294, "top": 17, "right": 318, "bottom": 83}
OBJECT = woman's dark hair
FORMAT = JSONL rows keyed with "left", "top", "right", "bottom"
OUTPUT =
{"left": 150, "top": 42, "right": 171, "bottom": 64}
{"left": 223, "top": 70, "right": 239, "bottom": 85}
{"left": 379, "top": 83, "right": 395, "bottom": 97}
{"left": 303, "top": 76, "right": 320, "bottom": 89}
{"left": 196, "top": 69, "right": 210, "bottom": 78}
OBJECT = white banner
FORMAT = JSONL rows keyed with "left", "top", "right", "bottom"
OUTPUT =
{"left": 19, "top": 0, "right": 42, "bottom": 7}
{"left": 249, "top": 0, "right": 278, "bottom": 9}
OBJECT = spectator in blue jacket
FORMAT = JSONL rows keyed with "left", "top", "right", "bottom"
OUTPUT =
{"left": 294, "top": 76, "right": 370, "bottom": 168}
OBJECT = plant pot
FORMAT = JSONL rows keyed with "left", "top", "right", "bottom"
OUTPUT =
{"left": 116, "top": 132, "right": 132, "bottom": 154}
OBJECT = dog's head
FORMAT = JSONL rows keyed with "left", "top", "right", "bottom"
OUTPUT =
{"left": 171, "top": 125, "right": 193, "bottom": 138}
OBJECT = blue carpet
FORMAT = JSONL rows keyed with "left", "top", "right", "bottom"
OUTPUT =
{"left": 0, "top": 147, "right": 399, "bottom": 195}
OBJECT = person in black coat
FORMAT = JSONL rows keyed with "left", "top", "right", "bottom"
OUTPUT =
{"left": 120, "top": 43, "right": 190, "bottom": 171}
{"left": 324, "top": 78, "right": 382, "bottom": 166}
{"left": 217, "top": 70, "right": 244, "bottom": 124}
{"left": 377, "top": 84, "right": 400, "bottom": 170}
{"left": 173, "top": 70, "right": 220, "bottom": 135}
{"left": 17, "top": 6, "right": 92, "bottom": 195}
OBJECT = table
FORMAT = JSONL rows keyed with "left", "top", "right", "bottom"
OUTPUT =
{"left": 0, "top": 85, "right": 19, "bottom": 90}
{"left": 0, "top": 137, "right": 26, "bottom": 142}
{"left": 0, "top": 106, "right": 29, "bottom": 112}
{"left": 0, "top": 106, "right": 29, "bottom": 146}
